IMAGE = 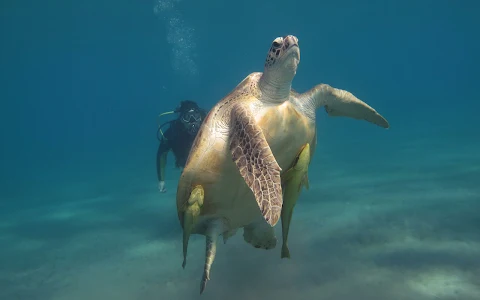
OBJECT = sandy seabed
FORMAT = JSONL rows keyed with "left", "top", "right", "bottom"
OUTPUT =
{"left": 1, "top": 135, "right": 479, "bottom": 300}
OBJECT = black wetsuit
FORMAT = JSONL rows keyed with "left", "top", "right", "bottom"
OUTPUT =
{"left": 156, "top": 120, "right": 197, "bottom": 182}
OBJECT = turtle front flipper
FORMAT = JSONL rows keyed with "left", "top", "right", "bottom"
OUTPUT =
{"left": 182, "top": 185, "right": 204, "bottom": 269}
{"left": 299, "top": 84, "right": 390, "bottom": 129}
{"left": 229, "top": 104, "right": 283, "bottom": 227}
{"left": 280, "top": 143, "right": 311, "bottom": 259}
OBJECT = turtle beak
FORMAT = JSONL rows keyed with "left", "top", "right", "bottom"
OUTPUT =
{"left": 284, "top": 35, "right": 299, "bottom": 48}
{"left": 284, "top": 35, "right": 300, "bottom": 62}
{"left": 283, "top": 35, "right": 300, "bottom": 63}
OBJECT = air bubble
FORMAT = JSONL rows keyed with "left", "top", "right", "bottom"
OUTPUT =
{"left": 154, "top": 0, "right": 199, "bottom": 78}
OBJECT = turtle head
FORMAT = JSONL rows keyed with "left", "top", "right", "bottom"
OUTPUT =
{"left": 264, "top": 35, "right": 300, "bottom": 79}
{"left": 259, "top": 35, "right": 300, "bottom": 101}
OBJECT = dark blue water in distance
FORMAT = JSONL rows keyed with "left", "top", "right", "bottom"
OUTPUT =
{"left": 0, "top": 0, "right": 479, "bottom": 299}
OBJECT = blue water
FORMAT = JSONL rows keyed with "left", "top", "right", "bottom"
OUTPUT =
{"left": 1, "top": 0, "right": 479, "bottom": 299}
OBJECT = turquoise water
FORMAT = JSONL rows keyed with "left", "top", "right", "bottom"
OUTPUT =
{"left": 1, "top": 0, "right": 479, "bottom": 299}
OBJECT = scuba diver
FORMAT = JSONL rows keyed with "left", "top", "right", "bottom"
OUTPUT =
{"left": 156, "top": 100, "right": 207, "bottom": 193}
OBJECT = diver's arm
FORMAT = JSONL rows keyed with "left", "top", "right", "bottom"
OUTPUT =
{"left": 156, "top": 139, "right": 170, "bottom": 182}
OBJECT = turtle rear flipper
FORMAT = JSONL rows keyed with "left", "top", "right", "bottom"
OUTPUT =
{"left": 229, "top": 104, "right": 283, "bottom": 227}
{"left": 200, "top": 219, "right": 224, "bottom": 294}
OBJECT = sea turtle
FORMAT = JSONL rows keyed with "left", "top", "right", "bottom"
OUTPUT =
{"left": 176, "top": 34, "right": 389, "bottom": 294}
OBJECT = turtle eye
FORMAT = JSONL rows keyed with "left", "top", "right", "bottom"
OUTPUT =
{"left": 272, "top": 41, "right": 281, "bottom": 48}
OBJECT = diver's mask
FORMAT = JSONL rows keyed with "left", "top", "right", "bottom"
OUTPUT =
{"left": 181, "top": 109, "right": 202, "bottom": 135}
